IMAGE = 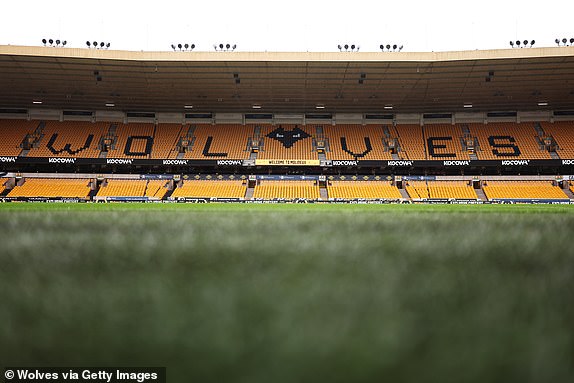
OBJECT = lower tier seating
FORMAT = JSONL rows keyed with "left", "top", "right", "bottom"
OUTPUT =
{"left": 482, "top": 181, "right": 569, "bottom": 200}
{"left": 253, "top": 180, "right": 320, "bottom": 200}
{"left": 7, "top": 178, "right": 91, "bottom": 198}
{"left": 327, "top": 181, "right": 402, "bottom": 199}
{"left": 171, "top": 180, "right": 247, "bottom": 199}
{"left": 96, "top": 179, "right": 167, "bottom": 198}
{"left": 405, "top": 181, "right": 478, "bottom": 199}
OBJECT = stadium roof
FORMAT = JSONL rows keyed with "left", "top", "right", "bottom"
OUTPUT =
{"left": 1, "top": 45, "right": 574, "bottom": 115}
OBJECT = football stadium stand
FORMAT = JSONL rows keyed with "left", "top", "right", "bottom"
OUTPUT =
{"left": 327, "top": 181, "right": 402, "bottom": 199}
{"left": 395, "top": 124, "right": 427, "bottom": 160}
{"left": 423, "top": 125, "right": 471, "bottom": 160}
{"left": 253, "top": 180, "right": 321, "bottom": 200}
{"left": 258, "top": 125, "right": 317, "bottom": 160}
{"left": 26, "top": 121, "right": 108, "bottom": 158}
{"left": 108, "top": 124, "right": 156, "bottom": 159}
{"left": 405, "top": 180, "right": 478, "bottom": 200}
{"left": 0, "top": 119, "right": 41, "bottom": 156}
{"left": 482, "top": 181, "right": 569, "bottom": 200}
{"left": 96, "top": 179, "right": 167, "bottom": 198}
{"left": 324, "top": 125, "right": 392, "bottom": 160}
{"left": 151, "top": 124, "right": 186, "bottom": 159}
{"left": 183, "top": 124, "right": 252, "bottom": 160}
{"left": 540, "top": 121, "right": 574, "bottom": 159}
{"left": 7, "top": 178, "right": 91, "bottom": 198}
{"left": 468, "top": 123, "right": 551, "bottom": 160}
{"left": 171, "top": 180, "right": 247, "bottom": 199}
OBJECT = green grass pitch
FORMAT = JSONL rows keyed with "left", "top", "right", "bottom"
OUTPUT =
{"left": 1, "top": 203, "right": 573, "bottom": 382}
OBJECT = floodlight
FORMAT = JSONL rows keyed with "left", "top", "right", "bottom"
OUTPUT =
{"left": 62, "top": 41, "right": 67, "bottom": 46}
{"left": 184, "top": 43, "right": 189, "bottom": 49}
{"left": 219, "top": 43, "right": 224, "bottom": 49}
{"left": 49, "top": 39, "right": 53, "bottom": 45}
{"left": 56, "top": 39, "right": 60, "bottom": 45}
{"left": 192, "top": 44, "right": 196, "bottom": 49}
{"left": 386, "top": 44, "right": 391, "bottom": 50}
{"left": 344, "top": 44, "right": 349, "bottom": 50}
{"left": 563, "top": 38, "right": 567, "bottom": 44}
{"left": 393, "top": 44, "right": 397, "bottom": 50}
{"left": 226, "top": 43, "right": 230, "bottom": 49}
{"left": 86, "top": 41, "right": 91, "bottom": 47}
{"left": 42, "top": 39, "right": 47, "bottom": 45}
{"left": 178, "top": 43, "right": 182, "bottom": 50}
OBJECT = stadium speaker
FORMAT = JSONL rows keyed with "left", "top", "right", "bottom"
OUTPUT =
{"left": 184, "top": 43, "right": 189, "bottom": 49}
{"left": 570, "top": 38, "right": 574, "bottom": 45}
{"left": 56, "top": 40, "right": 60, "bottom": 46}
{"left": 178, "top": 43, "right": 182, "bottom": 50}
{"left": 516, "top": 40, "right": 521, "bottom": 47}
{"left": 523, "top": 40, "right": 528, "bottom": 46}
{"left": 192, "top": 44, "right": 196, "bottom": 49}
{"left": 509, "top": 41, "right": 514, "bottom": 47}
{"left": 339, "top": 45, "right": 343, "bottom": 50}
{"left": 86, "top": 41, "right": 91, "bottom": 47}
{"left": 106, "top": 43, "right": 110, "bottom": 49}
{"left": 219, "top": 43, "right": 224, "bottom": 49}
{"left": 393, "top": 44, "right": 397, "bottom": 50}
{"left": 386, "top": 44, "right": 391, "bottom": 50}
{"left": 562, "top": 38, "right": 567, "bottom": 44}
{"left": 42, "top": 38, "right": 47, "bottom": 45}
{"left": 100, "top": 42, "right": 104, "bottom": 48}
{"left": 555, "top": 38, "right": 560, "bottom": 45}
{"left": 62, "top": 41, "right": 67, "bottom": 46}
{"left": 379, "top": 44, "right": 383, "bottom": 50}
{"left": 49, "top": 39, "right": 53, "bottom": 45}
{"left": 530, "top": 40, "right": 535, "bottom": 46}
{"left": 226, "top": 43, "right": 231, "bottom": 49}
{"left": 93, "top": 41, "right": 97, "bottom": 47}
{"left": 171, "top": 44, "right": 175, "bottom": 50}
{"left": 344, "top": 44, "right": 349, "bottom": 50}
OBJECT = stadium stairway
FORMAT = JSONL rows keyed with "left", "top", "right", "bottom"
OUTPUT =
{"left": 474, "top": 188, "right": 488, "bottom": 201}
{"left": 563, "top": 187, "right": 574, "bottom": 200}
{"left": 245, "top": 186, "right": 255, "bottom": 199}
{"left": 398, "top": 188, "right": 410, "bottom": 200}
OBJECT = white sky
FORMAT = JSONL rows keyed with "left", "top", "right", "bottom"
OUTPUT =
{"left": 1, "top": 0, "right": 573, "bottom": 52}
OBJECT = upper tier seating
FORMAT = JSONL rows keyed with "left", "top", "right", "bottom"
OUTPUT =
{"left": 327, "top": 181, "right": 402, "bottom": 199}
{"left": 184, "top": 124, "right": 252, "bottom": 160}
{"left": 539, "top": 121, "right": 574, "bottom": 159}
{"left": 324, "top": 125, "right": 392, "bottom": 160}
{"left": 482, "top": 181, "right": 568, "bottom": 200}
{"left": 7, "top": 178, "right": 91, "bottom": 198}
{"left": 107, "top": 124, "right": 155, "bottom": 159}
{"left": 0, "top": 119, "right": 42, "bottom": 156}
{"left": 26, "top": 121, "right": 108, "bottom": 158}
{"left": 171, "top": 180, "right": 247, "bottom": 199}
{"left": 253, "top": 180, "right": 320, "bottom": 200}
{"left": 468, "top": 123, "right": 551, "bottom": 160}
{"left": 394, "top": 124, "right": 427, "bottom": 160}
{"left": 0, "top": 120, "right": 572, "bottom": 161}
{"left": 423, "top": 125, "right": 470, "bottom": 160}
{"left": 258, "top": 125, "right": 317, "bottom": 160}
